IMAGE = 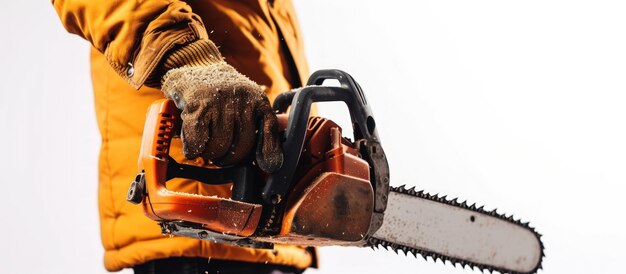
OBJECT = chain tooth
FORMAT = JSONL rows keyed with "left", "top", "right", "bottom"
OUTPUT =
{"left": 411, "top": 250, "right": 421, "bottom": 259}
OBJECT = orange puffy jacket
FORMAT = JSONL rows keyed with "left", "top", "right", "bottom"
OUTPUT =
{"left": 52, "top": 0, "right": 313, "bottom": 271}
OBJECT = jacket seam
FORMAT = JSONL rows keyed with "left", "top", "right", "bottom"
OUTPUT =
{"left": 101, "top": 61, "right": 116, "bottom": 249}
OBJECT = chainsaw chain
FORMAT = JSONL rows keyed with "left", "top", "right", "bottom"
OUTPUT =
{"left": 367, "top": 185, "right": 545, "bottom": 274}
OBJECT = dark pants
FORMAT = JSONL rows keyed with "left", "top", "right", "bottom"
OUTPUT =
{"left": 133, "top": 257, "right": 305, "bottom": 274}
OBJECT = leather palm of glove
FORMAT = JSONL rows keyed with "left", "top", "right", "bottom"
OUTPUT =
{"left": 160, "top": 40, "right": 282, "bottom": 173}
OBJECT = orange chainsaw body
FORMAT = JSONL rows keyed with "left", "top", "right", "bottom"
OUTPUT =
{"left": 127, "top": 70, "right": 389, "bottom": 248}
{"left": 134, "top": 99, "right": 373, "bottom": 245}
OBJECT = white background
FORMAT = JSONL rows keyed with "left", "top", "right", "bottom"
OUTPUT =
{"left": 1, "top": 1, "right": 624, "bottom": 273}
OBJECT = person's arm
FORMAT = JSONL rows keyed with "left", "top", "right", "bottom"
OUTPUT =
{"left": 52, "top": 0, "right": 217, "bottom": 89}
{"left": 53, "top": 0, "right": 283, "bottom": 171}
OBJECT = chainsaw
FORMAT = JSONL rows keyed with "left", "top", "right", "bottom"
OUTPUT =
{"left": 127, "top": 70, "right": 544, "bottom": 274}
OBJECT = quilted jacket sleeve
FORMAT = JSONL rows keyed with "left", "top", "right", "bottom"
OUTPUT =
{"left": 52, "top": 0, "right": 218, "bottom": 89}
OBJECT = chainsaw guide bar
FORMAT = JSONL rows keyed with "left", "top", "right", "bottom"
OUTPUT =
{"left": 368, "top": 185, "right": 544, "bottom": 274}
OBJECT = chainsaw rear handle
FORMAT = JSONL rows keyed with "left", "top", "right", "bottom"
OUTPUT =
{"left": 265, "top": 70, "right": 390, "bottom": 218}
{"left": 133, "top": 100, "right": 264, "bottom": 237}
{"left": 133, "top": 98, "right": 263, "bottom": 203}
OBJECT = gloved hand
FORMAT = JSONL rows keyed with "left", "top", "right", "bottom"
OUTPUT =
{"left": 160, "top": 40, "right": 282, "bottom": 172}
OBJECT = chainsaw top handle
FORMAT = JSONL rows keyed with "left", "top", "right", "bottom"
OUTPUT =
{"left": 266, "top": 70, "right": 389, "bottom": 220}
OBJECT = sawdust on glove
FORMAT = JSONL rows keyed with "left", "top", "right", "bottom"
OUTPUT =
{"left": 161, "top": 48, "right": 283, "bottom": 173}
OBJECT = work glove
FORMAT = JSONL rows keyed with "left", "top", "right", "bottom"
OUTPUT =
{"left": 160, "top": 40, "right": 283, "bottom": 172}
